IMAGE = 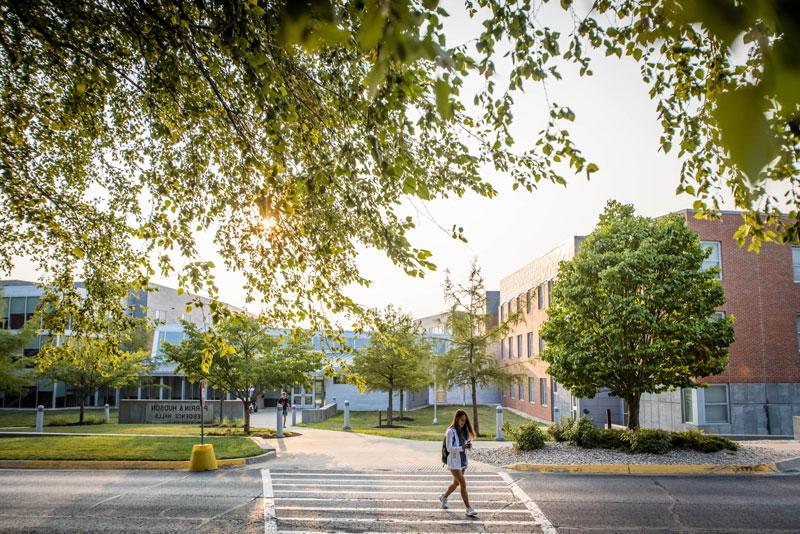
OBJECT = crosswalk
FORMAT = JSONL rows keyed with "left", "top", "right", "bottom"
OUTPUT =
{"left": 261, "top": 469, "right": 556, "bottom": 534}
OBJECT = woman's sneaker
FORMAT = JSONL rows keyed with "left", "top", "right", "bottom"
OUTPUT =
{"left": 438, "top": 494, "right": 448, "bottom": 509}
{"left": 465, "top": 506, "right": 478, "bottom": 517}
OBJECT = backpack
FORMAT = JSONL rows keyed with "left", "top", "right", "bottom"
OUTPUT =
{"left": 441, "top": 435, "right": 449, "bottom": 465}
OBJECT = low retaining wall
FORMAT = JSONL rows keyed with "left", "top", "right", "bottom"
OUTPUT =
{"left": 301, "top": 403, "right": 337, "bottom": 423}
{"left": 119, "top": 400, "right": 244, "bottom": 424}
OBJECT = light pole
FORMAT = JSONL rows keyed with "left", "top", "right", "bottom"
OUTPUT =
{"left": 432, "top": 379, "right": 438, "bottom": 425}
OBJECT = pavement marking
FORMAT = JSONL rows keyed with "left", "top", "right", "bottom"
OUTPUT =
{"left": 273, "top": 489, "right": 511, "bottom": 495}
{"left": 275, "top": 506, "right": 530, "bottom": 514}
{"left": 499, "top": 472, "right": 557, "bottom": 534}
{"left": 274, "top": 497, "right": 523, "bottom": 504}
{"left": 261, "top": 468, "right": 277, "bottom": 534}
{"left": 272, "top": 482, "right": 509, "bottom": 489}
{"left": 277, "top": 516, "right": 538, "bottom": 525}
{"left": 271, "top": 471, "right": 503, "bottom": 478}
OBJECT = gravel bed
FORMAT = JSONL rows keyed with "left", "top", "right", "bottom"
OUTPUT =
{"left": 470, "top": 441, "right": 799, "bottom": 466}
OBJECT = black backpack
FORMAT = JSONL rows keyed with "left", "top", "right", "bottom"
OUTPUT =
{"left": 441, "top": 435, "right": 449, "bottom": 464}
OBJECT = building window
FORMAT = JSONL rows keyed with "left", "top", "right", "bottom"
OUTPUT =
{"left": 500, "top": 342, "right": 506, "bottom": 360}
{"left": 500, "top": 304, "right": 504, "bottom": 321}
{"left": 527, "top": 332, "right": 533, "bottom": 358}
{"left": 526, "top": 290, "right": 532, "bottom": 313}
{"left": 700, "top": 241, "right": 722, "bottom": 279}
{"left": 681, "top": 388, "right": 696, "bottom": 424}
{"left": 537, "top": 284, "right": 544, "bottom": 309}
{"left": 553, "top": 381, "right": 558, "bottom": 393}
{"left": 540, "top": 378, "right": 548, "bottom": 406}
{"left": 510, "top": 383, "right": 515, "bottom": 399}
{"left": 528, "top": 377, "right": 535, "bottom": 404}
{"left": 508, "top": 337, "right": 514, "bottom": 358}
{"left": 507, "top": 301, "right": 512, "bottom": 317}
{"left": 711, "top": 311, "right": 726, "bottom": 321}
{"left": 547, "top": 279, "right": 554, "bottom": 307}
{"left": 9, "top": 297, "right": 25, "bottom": 329}
{"left": 794, "top": 246, "right": 800, "bottom": 283}
{"left": 333, "top": 374, "right": 349, "bottom": 385}
{"left": 538, "top": 336, "right": 545, "bottom": 355}
{"left": 517, "top": 335, "right": 522, "bottom": 358}
{"left": 516, "top": 295, "right": 521, "bottom": 314}
{"left": 704, "top": 385, "right": 729, "bottom": 423}
{"left": 518, "top": 381, "right": 524, "bottom": 400}
{"left": 154, "top": 309, "right": 167, "bottom": 322}
{"left": 0, "top": 297, "right": 8, "bottom": 329}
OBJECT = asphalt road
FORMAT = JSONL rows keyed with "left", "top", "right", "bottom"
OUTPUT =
{"left": 0, "top": 467, "right": 798, "bottom": 533}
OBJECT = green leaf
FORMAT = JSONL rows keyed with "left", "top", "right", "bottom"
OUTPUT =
{"left": 71, "top": 247, "right": 85, "bottom": 259}
{"left": 434, "top": 79, "right": 453, "bottom": 119}
{"left": 585, "top": 163, "right": 599, "bottom": 178}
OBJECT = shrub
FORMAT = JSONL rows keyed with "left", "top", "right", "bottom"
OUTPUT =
{"left": 45, "top": 415, "right": 105, "bottom": 426}
{"left": 548, "top": 417, "right": 575, "bottom": 442}
{"left": 504, "top": 422, "right": 547, "bottom": 451}
{"left": 569, "top": 416, "right": 598, "bottom": 448}
{"left": 625, "top": 428, "right": 671, "bottom": 454}
{"left": 592, "top": 428, "right": 628, "bottom": 450}
{"left": 671, "top": 430, "right": 737, "bottom": 452}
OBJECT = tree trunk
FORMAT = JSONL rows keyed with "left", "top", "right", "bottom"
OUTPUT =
{"left": 470, "top": 377, "right": 480, "bottom": 436}
{"left": 243, "top": 399, "right": 251, "bottom": 434}
{"left": 399, "top": 389, "right": 404, "bottom": 420}
{"left": 79, "top": 397, "right": 85, "bottom": 424}
{"left": 219, "top": 390, "right": 225, "bottom": 426}
{"left": 387, "top": 387, "right": 393, "bottom": 427}
{"left": 626, "top": 394, "right": 641, "bottom": 430}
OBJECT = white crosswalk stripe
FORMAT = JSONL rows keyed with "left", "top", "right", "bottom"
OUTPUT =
{"left": 261, "top": 469, "right": 556, "bottom": 534}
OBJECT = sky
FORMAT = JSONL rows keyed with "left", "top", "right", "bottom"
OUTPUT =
{"left": 10, "top": 1, "right": 750, "bottom": 324}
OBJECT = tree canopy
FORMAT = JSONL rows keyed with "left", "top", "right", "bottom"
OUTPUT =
{"left": 351, "top": 306, "right": 432, "bottom": 426}
{"left": 1, "top": 1, "right": 797, "bottom": 348}
{"left": 540, "top": 201, "right": 735, "bottom": 429}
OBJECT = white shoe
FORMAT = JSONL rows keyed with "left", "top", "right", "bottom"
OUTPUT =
{"left": 438, "top": 494, "right": 448, "bottom": 509}
{"left": 465, "top": 506, "right": 478, "bottom": 517}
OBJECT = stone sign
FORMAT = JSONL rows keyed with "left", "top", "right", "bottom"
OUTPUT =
{"left": 146, "top": 401, "right": 212, "bottom": 424}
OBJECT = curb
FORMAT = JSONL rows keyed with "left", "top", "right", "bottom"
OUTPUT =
{"left": 0, "top": 449, "right": 275, "bottom": 471}
{"left": 505, "top": 462, "right": 780, "bottom": 475}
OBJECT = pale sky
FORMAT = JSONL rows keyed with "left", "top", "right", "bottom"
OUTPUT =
{"left": 11, "top": 1, "right": 751, "bottom": 323}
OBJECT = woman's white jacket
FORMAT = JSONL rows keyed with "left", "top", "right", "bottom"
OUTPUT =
{"left": 445, "top": 426, "right": 468, "bottom": 470}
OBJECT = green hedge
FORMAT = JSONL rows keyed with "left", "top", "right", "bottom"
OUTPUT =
{"left": 503, "top": 422, "right": 547, "bottom": 451}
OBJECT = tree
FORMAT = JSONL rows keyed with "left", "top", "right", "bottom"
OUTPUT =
{"left": 352, "top": 306, "right": 432, "bottom": 427}
{"left": 4, "top": 2, "right": 795, "bottom": 356}
{"left": 39, "top": 337, "right": 152, "bottom": 423}
{"left": 0, "top": 290, "right": 38, "bottom": 395}
{"left": 540, "top": 201, "right": 736, "bottom": 430}
{"left": 163, "top": 315, "right": 323, "bottom": 433}
{"left": 438, "top": 260, "right": 519, "bottom": 436}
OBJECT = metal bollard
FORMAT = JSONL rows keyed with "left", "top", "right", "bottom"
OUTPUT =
{"left": 495, "top": 405, "right": 504, "bottom": 441}
{"left": 36, "top": 405, "right": 44, "bottom": 433}
{"left": 291, "top": 405, "right": 297, "bottom": 426}
{"left": 276, "top": 405, "right": 284, "bottom": 438}
{"left": 343, "top": 400, "right": 351, "bottom": 431}
{"left": 104, "top": 403, "right": 110, "bottom": 423}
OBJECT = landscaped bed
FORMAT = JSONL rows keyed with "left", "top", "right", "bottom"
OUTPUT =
{"left": 471, "top": 440, "right": 800, "bottom": 466}
{"left": 0, "top": 435, "right": 264, "bottom": 461}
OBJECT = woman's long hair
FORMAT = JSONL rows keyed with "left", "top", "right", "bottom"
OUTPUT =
{"left": 449, "top": 409, "right": 476, "bottom": 439}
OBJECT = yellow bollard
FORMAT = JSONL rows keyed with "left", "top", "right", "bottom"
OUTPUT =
{"left": 189, "top": 444, "right": 218, "bottom": 472}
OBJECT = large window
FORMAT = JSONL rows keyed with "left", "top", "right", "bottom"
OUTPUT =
{"left": 500, "top": 304, "right": 504, "bottom": 321}
{"left": 9, "top": 297, "right": 25, "bottom": 329}
{"left": 547, "top": 279, "right": 554, "bottom": 307}
{"left": 507, "top": 301, "right": 512, "bottom": 317}
{"left": 517, "top": 335, "right": 523, "bottom": 358}
{"left": 704, "top": 385, "right": 729, "bottom": 423}
{"left": 700, "top": 241, "right": 722, "bottom": 279}
{"left": 0, "top": 297, "right": 7, "bottom": 329}
{"left": 538, "top": 336, "right": 545, "bottom": 355}
{"left": 537, "top": 284, "right": 544, "bottom": 309}
{"left": 540, "top": 378, "right": 548, "bottom": 406}
{"left": 518, "top": 381, "right": 524, "bottom": 401}
{"left": 527, "top": 332, "right": 533, "bottom": 358}
{"left": 681, "top": 388, "right": 696, "bottom": 423}
{"left": 526, "top": 290, "right": 532, "bottom": 313}
{"left": 500, "top": 342, "right": 506, "bottom": 360}
{"left": 528, "top": 377, "right": 535, "bottom": 405}
{"left": 510, "top": 382, "right": 515, "bottom": 399}
{"left": 156, "top": 330, "right": 186, "bottom": 357}
{"left": 508, "top": 337, "right": 514, "bottom": 358}
{"left": 793, "top": 246, "right": 800, "bottom": 282}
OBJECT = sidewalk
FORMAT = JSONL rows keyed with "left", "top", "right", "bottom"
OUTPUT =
{"left": 258, "top": 425, "right": 507, "bottom": 472}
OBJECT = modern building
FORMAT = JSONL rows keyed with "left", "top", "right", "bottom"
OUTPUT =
{"left": 495, "top": 210, "right": 800, "bottom": 436}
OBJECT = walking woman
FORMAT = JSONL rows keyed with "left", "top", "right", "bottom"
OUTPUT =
{"left": 439, "top": 409, "right": 478, "bottom": 517}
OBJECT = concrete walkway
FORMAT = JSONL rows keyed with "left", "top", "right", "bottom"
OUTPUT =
{"left": 257, "top": 425, "right": 509, "bottom": 472}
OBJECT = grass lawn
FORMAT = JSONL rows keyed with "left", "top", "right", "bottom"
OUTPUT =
{"left": 0, "top": 408, "right": 119, "bottom": 427}
{"left": 300, "top": 404, "right": 540, "bottom": 441}
{"left": 0, "top": 435, "right": 264, "bottom": 461}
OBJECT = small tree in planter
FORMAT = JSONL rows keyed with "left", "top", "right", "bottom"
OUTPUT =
{"left": 541, "top": 201, "right": 735, "bottom": 429}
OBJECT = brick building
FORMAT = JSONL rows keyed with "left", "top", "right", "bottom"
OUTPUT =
{"left": 497, "top": 210, "right": 800, "bottom": 436}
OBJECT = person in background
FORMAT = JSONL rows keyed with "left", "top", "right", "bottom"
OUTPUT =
{"left": 277, "top": 391, "right": 291, "bottom": 427}
{"left": 439, "top": 408, "right": 477, "bottom": 517}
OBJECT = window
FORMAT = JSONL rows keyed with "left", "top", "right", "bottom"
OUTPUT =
{"left": 793, "top": 246, "right": 800, "bottom": 282}
{"left": 547, "top": 279, "right": 554, "bottom": 307}
{"left": 25, "top": 296, "right": 39, "bottom": 322}
{"left": 704, "top": 385, "right": 729, "bottom": 423}
{"left": 156, "top": 330, "right": 185, "bottom": 357}
{"left": 154, "top": 309, "right": 167, "bottom": 322}
{"left": 507, "top": 301, "right": 512, "bottom": 317}
{"left": 333, "top": 375, "right": 348, "bottom": 385}
{"left": 507, "top": 337, "right": 514, "bottom": 358}
{"left": 526, "top": 290, "right": 532, "bottom": 313}
{"left": 528, "top": 377, "right": 535, "bottom": 404}
{"left": 537, "top": 284, "right": 544, "bottom": 309}
{"left": 700, "top": 241, "right": 722, "bottom": 279}
{"left": 540, "top": 378, "right": 548, "bottom": 406}
{"left": 500, "top": 304, "right": 504, "bottom": 321}
{"left": 518, "top": 381, "right": 525, "bottom": 400}
{"left": 516, "top": 295, "right": 521, "bottom": 314}
{"left": 681, "top": 388, "right": 696, "bottom": 423}
{"left": 9, "top": 297, "right": 25, "bottom": 329}
{"left": 0, "top": 297, "right": 8, "bottom": 329}
{"left": 538, "top": 336, "right": 545, "bottom": 355}
{"left": 510, "top": 383, "right": 515, "bottom": 399}
{"left": 553, "top": 381, "right": 558, "bottom": 393}
{"left": 517, "top": 335, "right": 523, "bottom": 358}
{"left": 500, "top": 342, "right": 506, "bottom": 360}
{"left": 527, "top": 332, "right": 533, "bottom": 358}
{"left": 711, "top": 311, "right": 726, "bottom": 321}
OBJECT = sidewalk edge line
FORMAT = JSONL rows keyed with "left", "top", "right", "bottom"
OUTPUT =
{"left": 498, "top": 471, "right": 558, "bottom": 534}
